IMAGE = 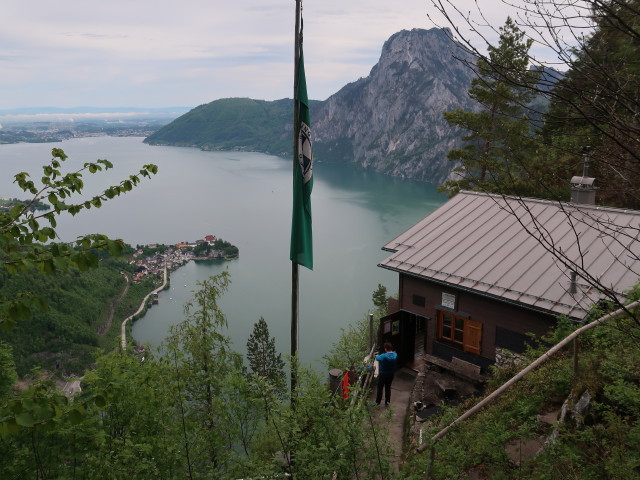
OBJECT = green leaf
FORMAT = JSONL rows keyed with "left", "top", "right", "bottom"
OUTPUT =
{"left": 51, "top": 148, "right": 67, "bottom": 161}
{"left": 71, "top": 253, "right": 89, "bottom": 271}
{"left": 8, "top": 301, "right": 31, "bottom": 320}
{"left": 10, "top": 204, "right": 22, "bottom": 218}
{"left": 15, "top": 412, "right": 35, "bottom": 428}
{"left": 34, "top": 405, "right": 54, "bottom": 421}
{"left": 67, "top": 409, "right": 84, "bottom": 425}
{"left": 87, "top": 253, "right": 99, "bottom": 269}
{"left": 20, "top": 259, "right": 36, "bottom": 271}
{"left": 53, "top": 257, "right": 68, "bottom": 271}
{"left": 42, "top": 259, "right": 55, "bottom": 275}
{"left": 0, "top": 419, "right": 21, "bottom": 436}
{"left": 107, "top": 240, "right": 124, "bottom": 257}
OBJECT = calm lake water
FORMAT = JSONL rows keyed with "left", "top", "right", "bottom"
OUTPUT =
{"left": 0, "top": 136, "right": 446, "bottom": 366}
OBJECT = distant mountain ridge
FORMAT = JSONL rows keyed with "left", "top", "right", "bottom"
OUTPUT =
{"left": 146, "top": 28, "right": 480, "bottom": 183}
{"left": 146, "top": 98, "right": 293, "bottom": 154}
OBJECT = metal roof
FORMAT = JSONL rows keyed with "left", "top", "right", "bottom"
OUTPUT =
{"left": 379, "top": 191, "right": 640, "bottom": 319}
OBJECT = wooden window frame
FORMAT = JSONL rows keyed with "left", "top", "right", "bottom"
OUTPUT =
{"left": 437, "top": 310, "right": 482, "bottom": 355}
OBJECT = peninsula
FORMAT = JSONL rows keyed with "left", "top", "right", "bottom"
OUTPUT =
{"left": 129, "top": 234, "right": 239, "bottom": 284}
{"left": 121, "top": 235, "right": 238, "bottom": 349}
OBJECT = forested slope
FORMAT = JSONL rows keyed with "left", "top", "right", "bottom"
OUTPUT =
{"left": 144, "top": 97, "right": 309, "bottom": 156}
{"left": 0, "top": 257, "right": 154, "bottom": 376}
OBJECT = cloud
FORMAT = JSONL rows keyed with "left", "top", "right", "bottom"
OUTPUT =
{"left": 1, "top": 0, "right": 531, "bottom": 109}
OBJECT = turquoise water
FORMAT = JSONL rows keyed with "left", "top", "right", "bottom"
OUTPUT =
{"left": 0, "top": 136, "right": 447, "bottom": 365}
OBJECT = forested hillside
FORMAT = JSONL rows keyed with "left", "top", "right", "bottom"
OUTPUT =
{"left": 0, "top": 256, "right": 154, "bottom": 376}
{"left": 145, "top": 98, "right": 324, "bottom": 156}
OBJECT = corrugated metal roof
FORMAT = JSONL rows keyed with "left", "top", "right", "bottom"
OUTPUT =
{"left": 379, "top": 191, "right": 640, "bottom": 319}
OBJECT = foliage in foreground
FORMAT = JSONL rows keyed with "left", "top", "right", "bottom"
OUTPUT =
{"left": 0, "top": 274, "right": 394, "bottom": 479}
{"left": 324, "top": 283, "right": 388, "bottom": 372}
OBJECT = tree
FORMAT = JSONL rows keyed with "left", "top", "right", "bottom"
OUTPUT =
{"left": 440, "top": 17, "right": 540, "bottom": 197}
{"left": 372, "top": 283, "right": 388, "bottom": 312}
{"left": 246, "top": 317, "right": 286, "bottom": 394}
{"left": 0, "top": 148, "right": 157, "bottom": 330}
{"left": 0, "top": 342, "right": 17, "bottom": 397}
{"left": 80, "top": 350, "right": 183, "bottom": 480}
{"left": 430, "top": 0, "right": 640, "bottom": 324}
{"left": 539, "top": 0, "right": 640, "bottom": 208}
{"left": 163, "top": 272, "right": 247, "bottom": 478}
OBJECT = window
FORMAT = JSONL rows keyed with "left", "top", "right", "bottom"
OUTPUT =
{"left": 437, "top": 311, "right": 482, "bottom": 355}
{"left": 412, "top": 294, "right": 426, "bottom": 307}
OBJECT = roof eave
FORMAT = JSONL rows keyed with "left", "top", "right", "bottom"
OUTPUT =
{"left": 377, "top": 263, "right": 587, "bottom": 321}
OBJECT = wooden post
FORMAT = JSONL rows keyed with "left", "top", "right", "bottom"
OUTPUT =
{"left": 369, "top": 312, "right": 374, "bottom": 350}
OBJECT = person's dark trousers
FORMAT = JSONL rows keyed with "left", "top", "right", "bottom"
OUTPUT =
{"left": 376, "top": 372, "right": 394, "bottom": 405}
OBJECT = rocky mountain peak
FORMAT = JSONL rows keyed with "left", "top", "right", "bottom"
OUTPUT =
{"left": 313, "top": 27, "right": 478, "bottom": 184}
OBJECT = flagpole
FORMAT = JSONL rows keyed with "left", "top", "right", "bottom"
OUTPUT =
{"left": 291, "top": 0, "right": 301, "bottom": 405}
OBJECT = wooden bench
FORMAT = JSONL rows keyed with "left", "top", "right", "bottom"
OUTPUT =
{"left": 422, "top": 354, "right": 485, "bottom": 383}
{"left": 452, "top": 357, "right": 482, "bottom": 377}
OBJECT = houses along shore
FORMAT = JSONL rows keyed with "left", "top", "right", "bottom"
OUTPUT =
{"left": 129, "top": 234, "right": 238, "bottom": 285}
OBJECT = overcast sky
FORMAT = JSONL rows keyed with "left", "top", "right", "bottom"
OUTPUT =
{"left": 2, "top": 1, "right": 534, "bottom": 110}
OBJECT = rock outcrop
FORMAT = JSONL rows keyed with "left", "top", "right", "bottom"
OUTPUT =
{"left": 313, "top": 28, "right": 478, "bottom": 185}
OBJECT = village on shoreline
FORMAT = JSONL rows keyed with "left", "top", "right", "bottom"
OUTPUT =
{"left": 129, "top": 234, "right": 238, "bottom": 284}
{"left": 121, "top": 234, "right": 239, "bottom": 352}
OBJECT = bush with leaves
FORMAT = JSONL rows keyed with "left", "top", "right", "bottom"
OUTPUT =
{"left": 0, "top": 147, "right": 157, "bottom": 331}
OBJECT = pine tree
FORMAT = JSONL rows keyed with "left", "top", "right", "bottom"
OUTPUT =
{"left": 441, "top": 17, "right": 540, "bottom": 196}
{"left": 372, "top": 283, "right": 388, "bottom": 313}
{"left": 246, "top": 317, "right": 286, "bottom": 393}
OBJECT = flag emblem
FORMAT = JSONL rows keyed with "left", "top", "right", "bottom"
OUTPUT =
{"left": 298, "top": 121, "right": 312, "bottom": 183}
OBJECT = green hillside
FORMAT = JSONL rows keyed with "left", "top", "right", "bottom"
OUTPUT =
{"left": 144, "top": 97, "right": 320, "bottom": 157}
{"left": 0, "top": 257, "right": 155, "bottom": 377}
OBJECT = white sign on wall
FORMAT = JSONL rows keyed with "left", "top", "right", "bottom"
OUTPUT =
{"left": 442, "top": 292, "right": 456, "bottom": 309}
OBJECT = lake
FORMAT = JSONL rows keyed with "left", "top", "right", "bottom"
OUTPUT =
{"left": 0, "top": 136, "right": 446, "bottom": 366}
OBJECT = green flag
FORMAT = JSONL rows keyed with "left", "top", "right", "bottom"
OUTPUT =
{"left": 290, "top": 39, "right": 313, "bottom": 270}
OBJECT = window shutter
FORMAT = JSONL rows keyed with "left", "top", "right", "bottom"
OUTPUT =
{"left": 463, "top": 319, "right": 482, "bottom": 355}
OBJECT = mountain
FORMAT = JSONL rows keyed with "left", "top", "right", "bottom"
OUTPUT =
{"left": 144, "top": 98, "right": 302, "bottom": 156}
{"left": 313, "top": 28, "right": 477, "bottom": 184}
{"left": 146, "top": 28, "right": 478, "bottom": 184}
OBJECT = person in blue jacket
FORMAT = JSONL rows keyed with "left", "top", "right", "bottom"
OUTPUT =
{"left": 375, "top": 342, "right": 397, "bottom": 406}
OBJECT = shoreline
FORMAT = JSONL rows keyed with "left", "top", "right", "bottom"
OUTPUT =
{"left": 121, "top": 238, "right": 238, "bottom": 349}
{"left": 121, "top": 267, "right": 168, "bottom": 350}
